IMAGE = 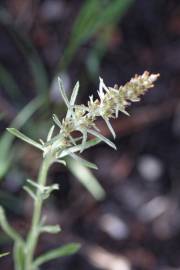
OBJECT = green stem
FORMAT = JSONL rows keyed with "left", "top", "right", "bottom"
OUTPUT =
{"left": 24, "top": 155, "right": 52, "bottom": 270}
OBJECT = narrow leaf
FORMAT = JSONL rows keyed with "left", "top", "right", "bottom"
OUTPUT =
{"left": 47, "top": 125, "right": 55, "bottom": 142}
{"left": 40, "top": 225, "right": 61, "bottom": 234}
{"left": 33, "top": 243, "right": 81, "bottom": 268}
{"left": 70, "top": 81, "right": 79, "bottom": 105}
{"left": 0, "top": 252, "right": 9, "bottom": 258}
{"left": 67, "top": 158, "right": 105, "bottom": 200}
{"left": 80, "top": 130, "right": 87, "bottom": 153}
{"left": 23, "top": 186, "right": 36, "bottom": 201}
{"left": 55, "top": 159, "right": 67, "bottom": 166}
{"left": 68, "top": 134, "right": 76, "bottom": 146}
{"left": 87, "top": 129, "right": 117, "bottom": 150}
{"left": 99, "top": 77, "right": 109, "bottom": 92}
{"left": 66, "top": 81, "right": 80, "bottom": 118}
{"left": 52, "top": 114, "right": 62, "bottom": 128}
{"left": 104, "top": 118, "right": 116, "bottom": 139}
{"left": 7, "top": 128, "right": 43, "bottom": 150}
{"left": 58, "top": 77, "right": 69, "bottom": 107}
{"left": 26, "top": 179, "right": 41, "bottom": 190}
{"left": 70, "top": 153, "right": 98, "bottom": 170}
{"left": 0, "top": 206, "right": 23, "bottom": 242}
{"left": 59, "top": 138, "right": 101, "bottom": 158}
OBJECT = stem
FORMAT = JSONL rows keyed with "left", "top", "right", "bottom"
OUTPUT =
{"left": 24, "top": 155, "right": 52, "bottom": 270}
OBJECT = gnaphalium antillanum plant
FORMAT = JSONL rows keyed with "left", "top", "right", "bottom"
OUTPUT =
{"left": 0, "top": 71, "right": 159, "bottom": 270}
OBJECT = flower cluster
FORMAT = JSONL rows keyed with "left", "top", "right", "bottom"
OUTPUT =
{"left": 41, "top": 71, "right": 159, "bottom": 160}
{"left": 8, "top": 71, "right": 159, "bottom": 164}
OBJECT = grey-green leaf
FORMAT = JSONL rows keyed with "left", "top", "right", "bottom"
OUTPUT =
{"left": 33, "top": 243, "right": 80, "bottom": 268}
{"left": 47, "top": 125, "right": 55, "bottom": 142}
{"left": 52, "top": 114, "right": 62, "bottom": 128}
{"left": 66, "top": 81, "right": 80, "bottom": 118}
{"left": 40, "top": 225, "right": 61, "bottom": 234}
{"left": 23, "top": 186, "right": 36, "bottom": 201}
{"left": 0, "top": 206, "right": 23, "bottom": 242}
{"left": 58, "top": 77, "right": 69, "bottom": 107}
{"left": 59, "top": 138, "right": 101, "bottom": 158}
{"left": 7, "top": 128, "right": 43, "bottom": 150}
{"left": 70, "top": 81, "right": 79, "bottom": 106}
{"left": 70, "top": 153, "right": 98, "bottom": 170}
{"left": 104, "top": 118, "right": 116, "bottom": 139}
{"left": 80, "top": 129, "right": 87, "bottom": 153}
{"left": 87, "top": 129, "right": 117, "bottom": 150}
{"left": 67, "top": 158, "right": 105, "bottom": 200}
{"left": 0, "top": 252, "right": 9, "bottom": 258}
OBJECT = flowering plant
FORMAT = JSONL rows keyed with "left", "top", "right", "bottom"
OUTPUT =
{"left": 0, "top": 71, "right": 159, "bottom": 270}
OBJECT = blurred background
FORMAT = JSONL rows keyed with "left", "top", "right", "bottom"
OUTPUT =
{"left": 0, "top": 0, "right": 180, "bottom": 269}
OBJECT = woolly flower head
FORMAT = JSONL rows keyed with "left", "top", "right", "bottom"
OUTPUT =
{"left": 8, "top": 71, "right": 159, "bottom": 166}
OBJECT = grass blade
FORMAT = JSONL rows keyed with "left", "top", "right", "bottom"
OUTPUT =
{"left": 0, "top": 96, "right": 44, "bottom": 179}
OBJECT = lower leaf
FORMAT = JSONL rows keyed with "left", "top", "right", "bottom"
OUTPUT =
{"left": 33, "top": 243, "right": 81, "bottom": 268}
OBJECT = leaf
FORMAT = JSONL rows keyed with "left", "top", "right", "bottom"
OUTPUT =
{"left": 87, "top": 129, "right": 117, "bottom": 150}
{"left": 55, "top": 159, "right": 67, "bottom": 166}
{"left": 59, "top": 138, "right": 101, "bottom": 158}
{"left": 58, "top": 77, "right": 69, "bottom": 107}
{"left": 26, "top": 179, "right": 59, "bottom": 200}
{"left": 7, "top": 128, "right": 43, "bottom": 150}
{"left": 40, "top": 225, "right": 61, "bottom": 234}
{"left": 33, "top": 243, "right": 81, "bottom": 268}
{"left": 23, "top": 186, "right": 36, "bottom": 201}
{"left": 70, "top": 153, "right": 98, "bottom": 170}
{"left": 80, "top": 129, "right": 87, "bottom": 153}
{"left": 26, "top": 179, "right": 42, "bottom": 190}
{"left": 70, "top": 81, "right": 79, "bottom": 106}
{"left": 68, "top": 134, "right": 76, "bottom": 146}
{"left": 0, "top": 206, "right": 23, "bottom": 242}
{"left": 67, "top": 158, "right": 105, "bottom": 200}
{"left": 66, "top": 81, "right": 80, "bottom": 118}
{"left": 52, "top": 114, "right": 62, "bottom": 128}
{"left": 0, "top": 252, "right": 9, "bottom": 258}
{"left": 44, "top": 130, "right": 82, "bottom": 148}
{"left": 104, "top": 118, "right": 116, "bottom": 139}
{"left": 41, "top": 184, "right": 59, "bottom": 200}
{"left": 47, "top": 125, "right": 55, "bottom": 142}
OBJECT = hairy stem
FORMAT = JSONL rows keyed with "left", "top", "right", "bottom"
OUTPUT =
{"left": 24, "top": 155, "right": 52, "bottom": 270}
